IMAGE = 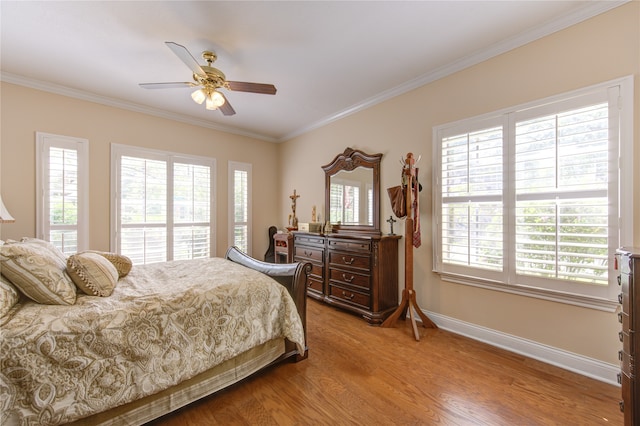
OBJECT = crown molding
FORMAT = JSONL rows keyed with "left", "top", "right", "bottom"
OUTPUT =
{"left": 282, "top": 0, "right": 629, "bottom": 141}
{"left": 1, "top": 1, "right": 628, "bottom": 143}
{"left": 0, "top": 72, "right": 278, "bottom": 143}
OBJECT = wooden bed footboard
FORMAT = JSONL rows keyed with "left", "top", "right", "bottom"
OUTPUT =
{"left": 225, "top": 246, "right": 311, "bottom": 360}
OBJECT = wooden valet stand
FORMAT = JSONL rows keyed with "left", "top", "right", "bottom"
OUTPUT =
{"left": 382, "top": 153, "right": 437, "bottom": 341}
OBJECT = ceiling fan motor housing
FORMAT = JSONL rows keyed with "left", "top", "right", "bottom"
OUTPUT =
{"left": 192, "top": 51, "right": 226, "bottom": 89}
{"left": 194, "top": 67, "right": 226, "bottom": 89}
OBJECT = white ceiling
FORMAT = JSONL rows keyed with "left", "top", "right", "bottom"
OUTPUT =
{"left": 0, "top": 1, "right": 626, "bottom": 142}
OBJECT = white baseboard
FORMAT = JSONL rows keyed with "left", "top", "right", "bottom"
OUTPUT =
{"left": 424, "top": 309, "right": 620, "bottom": 386}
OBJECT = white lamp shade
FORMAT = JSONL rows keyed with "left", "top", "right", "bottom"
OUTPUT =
{"left": 0, "top": 196, "right": 15, "bottom": 223}
{"left": 205, "top": 96, "right": 217, "bottom": 110}
{"left": 205, "top": 90, "right": 226, "bottom": 110}
{"left": 191, "top": 89, "right": 206, "bottom": 104}
{"left": 211, "top": 90, "right": 225, "bottom": 107}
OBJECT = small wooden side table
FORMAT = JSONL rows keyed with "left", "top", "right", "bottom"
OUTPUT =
{"left": 274, "top": 232, "right": 293, "bottom": 263}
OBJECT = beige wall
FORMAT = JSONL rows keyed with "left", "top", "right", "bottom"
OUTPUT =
{"left": 0, "top": 83, "right": 281, "bottom": 258}
{"left": 279, "top": 2, "right": 640, "bottom": 364}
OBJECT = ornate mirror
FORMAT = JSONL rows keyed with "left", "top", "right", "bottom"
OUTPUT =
{"left": 322, "top": 147, "right": 381, "bottom": 236}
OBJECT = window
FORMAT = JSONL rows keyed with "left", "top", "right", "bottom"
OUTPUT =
{"left": 433, "top": 77, "right": 633, "bottom": 308}
{"left": 111, "top": 145, "right": 215, "bottom": 264}
{"left": 228, "top": 162, "right": 252, "bottom": 255}
{"left": 330, "top": 179, "right": 362, "bottom": 225}
{"left": 36, "top": 132, "right": 89, "bottom": 255}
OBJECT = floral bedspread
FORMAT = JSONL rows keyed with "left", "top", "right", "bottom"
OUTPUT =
{"left": 0, "top": 257, "right": 305, "bottom": 426}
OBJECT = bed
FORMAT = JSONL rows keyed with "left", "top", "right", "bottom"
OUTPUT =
{"left": 0, "top": 239, "right": 309, "bottom": 426}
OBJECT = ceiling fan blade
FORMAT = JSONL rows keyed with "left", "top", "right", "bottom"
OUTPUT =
{"left": 226, "top": 81, "right": 277, "bottom": 95}
{"left": 219, "top": 93, "right": 236, "bottom": 116}
{"left": 139, "top": 82, "right": 195, "bottom": 89}
{"left": 165, "top": 41, "right": 205, "bottom": 76}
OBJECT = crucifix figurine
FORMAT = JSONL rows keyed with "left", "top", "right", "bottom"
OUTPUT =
{"left": 386, "top": 216, "right": 397, "bottom": 235}
{"left": 289, "top": 189, "right": 300, "bottom": 228}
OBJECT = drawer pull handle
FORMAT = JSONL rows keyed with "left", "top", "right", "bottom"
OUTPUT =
{"left": 618, "top": 312, "right": 623, "bottom": 323}
{"left": 619, "top": 331, "right": 624, "bottom": 342}
{"left": 618, "top": 275, "right": 621, "bottom": 286}
{"left": 619, "top": 293, "right": 623, "bottom": 304}
{"left": 342, "top": 256, "right": 355, "bottom": 265}
{"left": 342, "top": 273, "right": 354, "bottom": 283}
{"left": 618, "top": 373, "right": 622, "bottom": 384}
{"left": 341, "top": 291, "right": 355, "bottom": 300}
{"left": 619, "top": 350, "right": 623, "bottom": 361}
{"left": 619, "top": 400, "right": 624, "bottom": 412}
{"left": 304, "top": 250, "right": 313, "bottom": 257}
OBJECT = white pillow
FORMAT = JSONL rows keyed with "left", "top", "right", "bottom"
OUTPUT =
{"left": 0, "top": 274, "right": 20, "bottom": 318}
{"left": 85, "top": 250, "right": 133, "bottom": 278}
{"left": 67, "top": 252, "right": 118, "bottom": 297}
{"left": 0, "top": 238, "right": 76, "bottom": 305}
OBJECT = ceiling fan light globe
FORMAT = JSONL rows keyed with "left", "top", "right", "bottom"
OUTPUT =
{"left": 211, "top": 90, "right": 225, "bottom": 107}
{"left": 205, "top": 96, "right": 217, "bottom": 110}
{"left": 191, "top": 89, "right": 206, "bottom": 104}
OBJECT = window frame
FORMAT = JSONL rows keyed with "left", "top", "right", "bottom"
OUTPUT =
{"left": 110, "top": 144, "right": 216, "bottom": 263}
{"left": 432, "top": 76, "right": 634, "bottom": 311}
{"left": 35, "top": 132, "right": 89, "bottom": 254}
{"left": 228, "top": 161, "right": 252, "bottom": 256}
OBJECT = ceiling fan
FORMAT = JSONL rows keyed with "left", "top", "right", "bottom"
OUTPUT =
{"left": 139, "top": 42, "right": 277, "bottom": 116}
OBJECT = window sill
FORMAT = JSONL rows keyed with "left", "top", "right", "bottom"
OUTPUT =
{"left": 438, "top": 272, "right": 619, "bottom": 313}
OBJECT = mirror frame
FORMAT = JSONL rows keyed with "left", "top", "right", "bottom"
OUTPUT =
{"left": 322, "top": 147, "right": 382, "bottom": 236}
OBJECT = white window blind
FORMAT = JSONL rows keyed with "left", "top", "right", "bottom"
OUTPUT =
{"left": 441, "top": 125, "right": 504, "bottom": 274}
{"left": 36, "top": 133, "right": 88, "bottom": 255}
{"left": 329, "top": 180, "right": 360, "bottom": 225}
{"left": 514, "top": 103, "right": 609, "bottom": 285}
{"left": 228, "top": 161, "right": 252, "bottom": 255}
{"left": 433, "top": 77, "right": 633, "bottom": 307}
{"left": 112, "top": 145, "right": 215, "bottom": 264}
{"left": 119, "top": 155, "right": 168, "bottom": 264}
{"left": 174, "top": 162, "right": 211, "bottom": 260}
{"left": 367, "top": 186, "right": 374, "bottom": 225}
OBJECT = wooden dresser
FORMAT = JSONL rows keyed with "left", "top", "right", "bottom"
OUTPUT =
{"left": 293, "top": 232, "right": 401, "bottom": 324}
{"left": 616, "top": 247, "right": 640, "bottom": 425}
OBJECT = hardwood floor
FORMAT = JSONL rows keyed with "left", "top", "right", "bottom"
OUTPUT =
{"left": 149, "top": 299, "right": 623, "bottom": 425}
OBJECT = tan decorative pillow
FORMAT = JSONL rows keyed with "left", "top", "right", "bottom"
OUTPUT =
{"left": 0, "top": 274, "right": 20, "bottom": 318}
{"left": 67, "top": 252, "right": 118, "bottom": 296}
{"left": 0, "top": 238, "right": 76, "bottom": 305}
{"left": 86, "top": 251, "right": 132, "bottom": 278}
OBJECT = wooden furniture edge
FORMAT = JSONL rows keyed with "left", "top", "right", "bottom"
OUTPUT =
{"left": 225, "top": 246, "right": 311, "bottom": 360}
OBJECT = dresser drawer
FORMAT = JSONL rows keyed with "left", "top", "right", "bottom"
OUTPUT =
{"left": 621, "top": 311, "right": 631, "bottom": 333}
{"left": 621, "top": 350, "right": 635, "bottom": 377}
{"left": 307, "top": 262, "right": 324, "bottom": 278}
{"left": 621, "top": 254, "right": 635, "bottom": 275}
{"left": 328, "top": 284, "right": 370, "bottom": 309}
{"left": 621, "top": 330, "right": 634, "bottom": 356}
{"left": 620, "top": 370, "right": 631, "bottom": 411}
{"left": 620, "top": 273, "right": 633, "bottom": 317}
{"left": 294, "top": 246, "right": 324, "bottom": 263}
{"left": 294, "top": 234, "right": 325, "bottom": 247}
{"left": 328, "top": 250, "right": 370, "bottom": 270}
{"left": 307, "top": 275, "right": 324, "bottom": 294}
{"left": 329, "top": 267, "right": 370, "bottom": 291}
{"left": 328, "top": 238, "right": 371, "bottom": 253}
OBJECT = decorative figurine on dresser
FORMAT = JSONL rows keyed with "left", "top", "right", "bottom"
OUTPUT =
{"left": 293, "top": 147, "right": 401, "bottom": 325}
{"left": 616, "top": 247, "right": 640, "bottom": 425}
